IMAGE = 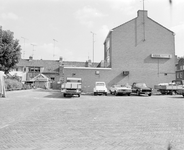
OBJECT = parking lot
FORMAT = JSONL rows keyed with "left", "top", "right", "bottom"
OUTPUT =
{"left": 0, "top": 89, "right": 184, "bottom": 150}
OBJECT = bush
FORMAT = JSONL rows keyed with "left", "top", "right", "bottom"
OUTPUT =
{"left": 5, "top": 79, "right": 23, "bottom": 91}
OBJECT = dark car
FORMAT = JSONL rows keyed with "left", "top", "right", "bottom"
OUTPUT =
{"left": 131, "top": 82, "right": 152, "bottom": 96}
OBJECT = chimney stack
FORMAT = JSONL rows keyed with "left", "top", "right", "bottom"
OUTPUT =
{"left": 29, "top": 56, "right": 33, "bottom": 61}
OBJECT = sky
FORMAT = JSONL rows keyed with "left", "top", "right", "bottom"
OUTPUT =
{"left": 0, "top": 0, "right": 184, "bottom": 62}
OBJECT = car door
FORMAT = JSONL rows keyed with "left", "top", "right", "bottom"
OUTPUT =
{"left": 131, "top": 83, "right": 137, "bottom": 93}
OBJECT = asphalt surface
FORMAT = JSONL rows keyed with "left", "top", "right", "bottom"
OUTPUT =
{"left": 0, "top": 89, "right": 184, "bottom": 150}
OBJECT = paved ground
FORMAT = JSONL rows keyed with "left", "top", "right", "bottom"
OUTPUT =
{"left": 0, "top": 89, "right": 184, "bottom": 150}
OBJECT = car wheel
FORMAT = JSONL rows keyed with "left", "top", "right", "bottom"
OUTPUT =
{"left": 148, "top": 93, "right": 152, "bottom": 96}
{"left": 137, "top": 91, "right": 140, "bottom": 96}
{"left": 94, "top": 92, "right": 97, "bottom": 96}
{"left": 63, "top": 93, "right": 66, "bottom": 97}
{"left": 78, "top": 94, "right": 80, "bottom": 97}
{"left": 105, "top": 92, "right": 107, "bottom": 96}
{"left": 170, "top": 91, "right": 175, "bottom": 95}
{"left": 127, "top": 93, "right": 131, "bottom": 96}
{"left": 160, "top": 91, "right": 166, "bottom": 95}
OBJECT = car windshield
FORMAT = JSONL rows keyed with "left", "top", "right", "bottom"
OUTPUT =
{"left": 121, "top": 83, "right": 131, "bottom": 88}
{"left": 136, "top": 83, "right": 147, "bottom": 87}
{"left": 67, "top": 79, "right": 81, "bottom": 83}
{"left": 96, "top": 83, "right": 105, "bottom": 86}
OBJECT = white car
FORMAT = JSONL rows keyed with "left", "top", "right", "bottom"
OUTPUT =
{"left": 93, "top": 82, "right": 108, "bottom": 96}
{"left": 110, "top": 84, "right": 132, "bottom": 96}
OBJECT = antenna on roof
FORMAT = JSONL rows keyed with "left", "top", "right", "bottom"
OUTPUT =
{"left": 31, "top": 44, "right": 36, "bottom": 57}
{"left": 90, "top": 31, "right": 96, "bottom": 63}
{"left": 21, "top": 37, "right": 28, "bottom": 58}
{"left": 53, "top": 39, "right": 58, "bottom": 60}
{"left": 142, "top": 0, "right": 146, "bottom": 41}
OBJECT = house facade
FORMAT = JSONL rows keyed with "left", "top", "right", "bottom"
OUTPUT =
{"left": 176, "top": 58, "right": 184, "bottom": 80}
{"left": 14, "top": 56, "right": 100, "bottom": 89}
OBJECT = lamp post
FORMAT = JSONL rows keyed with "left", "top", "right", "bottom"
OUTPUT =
{"left": 31, "top": 44, "right": 36, "bottom": 57}
{"left": 90, "top": 31, "right": 96, "bottom": 63}
{"left": 53, "top": 39, "right": 58, "bottom": 60}
{"left": 21, "top": 37, "right": 28, "bottom": 58}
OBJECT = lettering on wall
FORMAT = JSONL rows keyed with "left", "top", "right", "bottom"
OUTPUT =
{"left": 151, "top": 54, "right": 172, "bottom": 59}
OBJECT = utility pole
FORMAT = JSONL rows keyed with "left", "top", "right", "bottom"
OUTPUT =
{"left": 90, "top": 31, "right": 96, "bottom": 63}
{"left": 31, "top": 44, "right": 36, "bottom": 57}
{"left": 53, "top": 39, "right": 58, "bottom": 60}
{"left": 142, "top": 0, "right": 146, "bottom": 41}
{"left": 21, "top": 37, "right": 28, "bottom": 58}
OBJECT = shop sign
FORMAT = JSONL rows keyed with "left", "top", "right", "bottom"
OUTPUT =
{"left": 151, "top": 54, "right": 172, "bottom": 59}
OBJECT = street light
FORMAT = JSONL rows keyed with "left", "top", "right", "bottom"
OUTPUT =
{"left": 31, "top": 44, "right": 36, "bottom": 57}
{"left": 21, "top": 37, "right": 28, "bottom": 58}
{"left": 90, "top": 31, "right": 96, "bottom": 63}
{"left": 53, "top": 39, "right": 58, "bottom": 60}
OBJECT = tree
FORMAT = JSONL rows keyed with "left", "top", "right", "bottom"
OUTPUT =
{"left": 0, "top": 26, "right": 21, "bottom": 74}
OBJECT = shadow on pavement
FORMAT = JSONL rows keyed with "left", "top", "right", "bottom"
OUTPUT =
{"left": 32, "top": 88, "right": 80, "bottom": 99}
{"left": 168, "top": 96, "right": 184, "bottom": 99}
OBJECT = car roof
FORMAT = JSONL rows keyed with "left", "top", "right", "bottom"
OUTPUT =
{"left": 67, "top": 77, "right": 82, "bottom": 80}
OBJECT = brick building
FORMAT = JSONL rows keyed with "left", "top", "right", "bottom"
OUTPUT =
{"left": 15, "top": 10, "right": 176, "bottom": 92}
{"left": 63, "top": 10, "right": 175, "bottom": 92}
{"left": 176, "top": 58, "right": 184, "bottom": 80}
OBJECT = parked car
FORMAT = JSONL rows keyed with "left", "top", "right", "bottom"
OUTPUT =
{"left": 93, "top": 82, "right": 108, "bottom": 96}
{"left": 109, "top": 84, "right": 132, "bottom": 96}
{"left": 61, "top": 77, "right": 82, "bottom": 97}
{"left": 154, "top": 80, "right": 184, "bottom": 95}
{"left": 131, "top": 82, "right": 152, "bottom": 96}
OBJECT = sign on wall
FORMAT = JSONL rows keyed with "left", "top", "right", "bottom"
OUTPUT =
{"left": 151, "top": 54, "right": 172, "bottom": 59}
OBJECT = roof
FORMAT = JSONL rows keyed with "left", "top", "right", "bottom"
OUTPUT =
{"left": 33, "top": 73, "right": 50, "bottom": 82}
{"left": 106, "top": 10, "right": 174, "bottom": 41}
{"left": 17, "top": 59, "right": 60, "bottom": 73}
{"left": 16, "top": 59, "right": 100, "bottom": 73}
{"left": 67, "top": 77, "right": 82, "bottom": 80}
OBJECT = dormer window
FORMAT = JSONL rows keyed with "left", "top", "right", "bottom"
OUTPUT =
{"left": 29, "top": 67, "right": 40, "bottom": 72}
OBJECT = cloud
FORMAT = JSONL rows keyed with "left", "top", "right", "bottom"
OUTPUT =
{"left": 105, "top": 0, "right": 137, "bottom": 11}
{"left": 1, "top": 12, "right": 19, "bottom": 20}
{"left": 75, "top": 6, "right": 107, "bottom": 28}
{"left": 22, "top": 43, "right": 85, "bottom": 61}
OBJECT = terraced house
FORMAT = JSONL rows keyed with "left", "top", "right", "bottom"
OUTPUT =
{"left": 176, "top": 57, "right": 184, "bottom": 81}
{"left": 15, "top": 10, "right": 176, "bottom": 92}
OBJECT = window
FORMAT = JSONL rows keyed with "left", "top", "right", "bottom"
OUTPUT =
{"left": 51, "top": 77, "right": 55, "bottom": 81}
{"left": 29, "top": 67, "right": 40, "bottom": 72}
{"left": 67, "top": 79, "right": 81, "bottom": 83}
{"left": 176, "top": 72, "right": 179, "bottom": 79}
{"left": 106, "top": 38, "right": 110, "bottom": 49}
{"left": 180, "top": 72, "right": 183, "bottom": 78}
{"left": 180, "top": 65, "right": 183, "bottom": 70}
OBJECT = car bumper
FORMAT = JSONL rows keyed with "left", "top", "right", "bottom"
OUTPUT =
{"left": 61, "top": 90, "right": 81, "bottom": 95}
{"left": 94, "top": 91, "right": 107, "bottom": 95}
{"left": 139, "top": 91, "right": 152, "bottom": 95}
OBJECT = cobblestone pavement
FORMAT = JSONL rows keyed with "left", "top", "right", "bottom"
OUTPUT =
{"left": 0, "top": 89, "right": 184, "bottom": 150}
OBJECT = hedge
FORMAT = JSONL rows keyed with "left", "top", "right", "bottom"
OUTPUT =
{"left": 5, "top": 79, "right": 23, "bottom": 91}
